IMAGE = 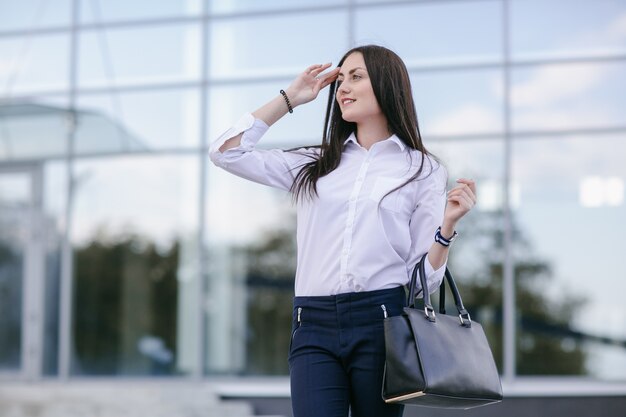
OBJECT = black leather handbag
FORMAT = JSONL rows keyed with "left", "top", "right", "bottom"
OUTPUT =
{"left": 381, "top": 254, "right": 503, "bottom": 409}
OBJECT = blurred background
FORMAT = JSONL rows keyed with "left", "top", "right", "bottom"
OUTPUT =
{"left": 0, "top": 0, "right": 625, "bottom": 416}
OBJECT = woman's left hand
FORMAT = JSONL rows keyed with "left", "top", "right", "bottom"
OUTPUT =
{"left": 444, "top": 178, "right": 477, "bottom": 225}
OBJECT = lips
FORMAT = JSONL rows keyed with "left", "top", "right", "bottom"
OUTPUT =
{"left": 341, "top": 98, "right": 356, "bottom": 105}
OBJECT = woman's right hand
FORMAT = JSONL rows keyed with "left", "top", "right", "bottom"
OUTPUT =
{"left": 285, "top": 63, "right": 340, "bottom": 108}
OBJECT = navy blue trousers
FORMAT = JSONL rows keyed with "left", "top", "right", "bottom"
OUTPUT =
{"left": 288, "top": 286, "right": 406, "bottom": 417}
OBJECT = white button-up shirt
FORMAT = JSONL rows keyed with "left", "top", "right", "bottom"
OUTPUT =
{"left": 209, "top": 113, "right": 448, "bottom": 297}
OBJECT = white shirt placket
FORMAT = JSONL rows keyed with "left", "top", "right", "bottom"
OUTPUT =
{"left": 339, "top": 152, "right": 373, "bottom": 293}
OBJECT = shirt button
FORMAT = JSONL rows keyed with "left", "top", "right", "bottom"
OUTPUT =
{"left": 354, "top": 284, "right": 363, "bottom": 292}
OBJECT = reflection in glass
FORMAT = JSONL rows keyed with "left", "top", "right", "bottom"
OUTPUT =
{"left": 0, "top": 34, "right": 69, "bottom": 94}
{"left": 0, "top": 171, "right": 31, "bottom": 371}
{"left": 411, "top": 69, "right": 503, "bottom": 137}
{"left": 42, "top": 161, "right": 67, "bottom": 376}
{"left": 70, "top": 155, "right": 199, "bottom": 375}
{"left": 78, "top": 24, "right": 201, "bottom": 88}
{"left": 355, "top": 1, "right": 501, "bottom": 67}
{"left": 0, "top": 100, "right": 69, "bottom": 160}
{"left": 208, "top": 82, "right": 328, "bottom": 147}
{"left": 429, "top": 139, "right": 505, "bottom": 370}
{"left": 76, "top": 88, "right": 200, "bottom": 153}
{"left": 80, "top": 0, "right": 202, "bottom": 23}
{"left": 0, "top": 0, "right": 71, "bottom": 31}
{"left": 512, "top": 135, "right": 626, "bottom": 378}
{"left": 210, "top": 0, "right": 344, "bottom": 14}
{"left": 511, "top": 0, "right": 626, "bottom": 59}
{"left": 205, "top": 163, "right": 295, "bottom": 374}
{"left": 511, "top": 61, "right": 626, "bottom": 132}
{"left": 209, "top": 11, "right": 348, "bottom": 79}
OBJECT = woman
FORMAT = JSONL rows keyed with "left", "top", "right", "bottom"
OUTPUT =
{"left": 209, "top": 45, "right": 476, "bottom": 417}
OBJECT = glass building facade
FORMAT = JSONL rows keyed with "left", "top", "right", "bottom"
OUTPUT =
{"left": 1, "top": 0, "right": 625, "bottom": 385}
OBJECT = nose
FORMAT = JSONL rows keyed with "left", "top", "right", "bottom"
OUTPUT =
{"left": 338, "top": 82, "right": 350, "bottom": 94}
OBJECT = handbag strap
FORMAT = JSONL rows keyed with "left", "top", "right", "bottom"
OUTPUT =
{"left": 408, "top": 254, "right": 472, "bottom": 326}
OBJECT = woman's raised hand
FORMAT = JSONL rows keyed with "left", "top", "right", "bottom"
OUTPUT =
{"left": 444, "top": 178, "right": 477, "bottom": 225}
{"left": 285, "top": 63, "right": 340, "bottom": 108}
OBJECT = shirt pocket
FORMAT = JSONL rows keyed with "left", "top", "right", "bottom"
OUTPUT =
{"left": 369, "top": 176, "right": 408, "bottom": 213}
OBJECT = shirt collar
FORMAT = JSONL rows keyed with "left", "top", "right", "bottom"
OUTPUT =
{"left": 343, "top": 132, "right": 407, "bottom": 151}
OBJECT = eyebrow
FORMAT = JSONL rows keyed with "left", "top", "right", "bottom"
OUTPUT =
{"left": 337, "top": 67, "right": 366, "bottom": 77}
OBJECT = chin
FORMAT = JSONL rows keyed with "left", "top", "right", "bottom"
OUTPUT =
{"left": 340, "top": 111, "right": 358, "bottom": 123}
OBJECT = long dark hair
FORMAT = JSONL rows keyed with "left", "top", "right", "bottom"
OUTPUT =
{"left": 290, "top": 45, "right": 438, "bottom": 202}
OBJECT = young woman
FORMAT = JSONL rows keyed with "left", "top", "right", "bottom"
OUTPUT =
{"left": 209, "top": 45, "right": 477, "bottom": 417}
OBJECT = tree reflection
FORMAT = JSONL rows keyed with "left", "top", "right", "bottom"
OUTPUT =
{"left": 0, "top": 240, "right": 22, "bottom": 369}
{"left": 72, "top": 229, "right": 179, "bottom": 375}
{"left": 240, "top": 210, "right": 588, "bottom": 375}
{"left": 449, "top": 209, "right": 587, "bottom": 375}
{"left": 70, "top": 208, "right": 591, "bottom": 376}
{"left": 239, "top": 214, "right": 297, "bottom": 375}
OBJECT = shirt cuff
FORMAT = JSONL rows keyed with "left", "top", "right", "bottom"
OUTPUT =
{"left": 209, "top": 112, "right": 269, "bottom": 156}
{"left": 425, "top": 256, "right": 446, "bottom": 277}
{"left": 423, "top": 256, "right": 447, "bottom": 294}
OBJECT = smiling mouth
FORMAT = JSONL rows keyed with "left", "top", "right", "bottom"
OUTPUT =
{"left": 342, "top": 99, "right": 356, "bottom": 105}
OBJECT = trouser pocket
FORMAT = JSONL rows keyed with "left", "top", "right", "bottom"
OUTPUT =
{"left": 289, "top": 307, "right": 303, "bottom": 353}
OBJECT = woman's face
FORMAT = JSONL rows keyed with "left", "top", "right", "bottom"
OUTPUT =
{"left": 336, "top": 52, "right": 384, "bottom": 124}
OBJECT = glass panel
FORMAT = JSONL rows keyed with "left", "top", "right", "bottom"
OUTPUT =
{"left": 205, "top": 162, "right": 295, "bottom": 374}
{"left": 0, "top": 34, "right": 69, "bottom": 94}
{"left": 511, "top": 0, "right": 626, "bottom": 59}
{"left": 0, "top": 0, "right": 71, "bottom": 31}
{"left": 512, "top": 61, "right": 626, "bottom": 132}
{"left": 76, "top": 88, "right": 200, "bottom": 153}
{"left": 204, "top": 138, "right": 506, "bottom": 375}
{"left": 0, "top": 97, "right": 69, "bottom": 160}
{"left": 208, "top": 72, "right": 502, "bottom": 145}
{"left": 428, "top": 139, "right": 506, "bottom": 370}
{"left": 356, "top": 0, "right": 410, "bottom": 3}
{"left": 80, "top": 0, "right": 202, "bottom": 23}
{"left": 42, "top": 161, "right": 67, "bottom": 376}
{"left": 355, "top": 1, "right": 502, "bottom": 66}
{"left": 70, "top": 155, "right": 200, "bottom": 376}
{"left": 0, "top": 171, "right": 32, "bottom": 371}
{"left": 208, "top": 81, "right": 328, "bottom": 147}
{"left": 210, "top": 0, "right": 345, "bottom": 14}
{"left": 208, "top": 11, "right": 348, "bottom": 79}
{"left": 512, "top": 135, "right": 626, "bottom": 378}
{"left": 78, "top": 23, "right": 201, "bottom": 88}
{"left": 411, "top": 69, "right": 503, "bottom": 136}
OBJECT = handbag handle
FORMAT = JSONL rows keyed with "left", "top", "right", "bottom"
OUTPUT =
{"left": 408, "top": 254, "right": 472, "bottom": 327}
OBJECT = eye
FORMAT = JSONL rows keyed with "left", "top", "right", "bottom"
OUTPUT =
{"left": 337, "top": 79, "right": 343, "bottom": 86}
{"left": 352, "top": 74, "right": 362, "bottom": 80}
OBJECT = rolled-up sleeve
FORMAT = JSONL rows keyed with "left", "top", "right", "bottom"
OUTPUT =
{"left": 406, "top": 160, "right": 448, "bottom": 295}
{"left": 209, "top": 113, "right": 318, "bottom": 191}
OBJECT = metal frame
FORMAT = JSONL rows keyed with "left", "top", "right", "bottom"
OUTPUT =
{"left": 0, "top": 0, "right": 623, "bottom": 387}
{"left": 0, "top": 163, "right": 44, "bottom": 381}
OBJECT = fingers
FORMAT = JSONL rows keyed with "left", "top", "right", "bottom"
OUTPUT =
{"left": 304, "top": 63, "right": 327, "bottom": 74}
{"left": 287, "top": 64, "right": 336, "bottom": 103}
{"left": 456, "top": 178, "right": 476, "bottom": 196}
{"left": 449, "top": 179, "right": 476, "bottom": 204}
{"left": 299, "top": 63, "right": 339, "bottom": 93}
{"left": 311, "top": 64, "right": 338, "bottom": 82}
{"left": 308, "top": 62, "right": 332, "bottom": 76}
{"left": 317, "top": 67, "right": 340, "bottom": 87}
{"left": 446, "top": 179, "right": 477, "bottom": 220}
{"left": 447, "top": 193, "right": 474, "bottom": 211}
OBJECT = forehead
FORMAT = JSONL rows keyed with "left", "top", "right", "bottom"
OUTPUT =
{"left": 338, "top": 52, "right": 366, "bottom": 74}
